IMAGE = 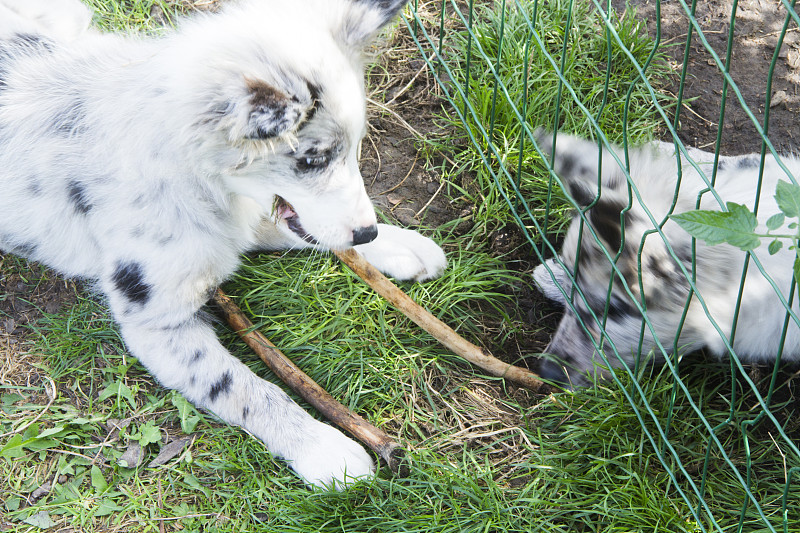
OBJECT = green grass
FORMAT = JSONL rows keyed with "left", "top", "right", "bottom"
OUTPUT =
{"left": 1, "top": 1, "right": 799, "bottom": 532}
{"left": 415, "top": 0, "right": 674, "bottom": 241}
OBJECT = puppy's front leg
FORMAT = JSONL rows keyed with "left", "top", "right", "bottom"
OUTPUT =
{"left": 102, "top": 262, "right": 373, "bottom": 489}
{"left": 352, "top": 224, "right": 447, "bottom": 282}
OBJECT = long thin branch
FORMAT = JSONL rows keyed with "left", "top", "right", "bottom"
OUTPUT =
{"left": 212, "top": 289, "right": 408, "bottom": 475}
{"left": 333, "top": 249, "right": 543, "bottom": 390}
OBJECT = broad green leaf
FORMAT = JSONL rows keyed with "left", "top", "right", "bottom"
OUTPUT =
{"left": 776, "top": 180, "right": 800, "bottom": 218}
{"left": 94, "top": 499, "right": 124, "bottom": 517}
{"left": 0, "top": 434, "right": 25, "bottom": 459}
{"left": 671, "top": 203, "right": 760, "bottom": 251}
{"left": 4, "top": 496, "right": 21, "bottom": 511}
{"left": 91, "top": 465, "right": 108, "bottom": 493}
{"left": 766, "top": 213, "right": 786, "bottom": 231}
{"left": 768, "top": 239, "right": 784, "bottom": 255}
{"left": 98, "top": 381, "right": 136, "bottom": 409}
{"left": 23, "top": 511, "right": 57, "bottom": 529}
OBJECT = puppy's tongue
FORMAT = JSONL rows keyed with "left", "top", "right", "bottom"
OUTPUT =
{"left": 276, "top": 199, "right": 296, "bottom": 220}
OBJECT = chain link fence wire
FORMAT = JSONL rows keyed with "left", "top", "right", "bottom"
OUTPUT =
{"left": 405, "top": 0, "right": 800, "bottom": 531}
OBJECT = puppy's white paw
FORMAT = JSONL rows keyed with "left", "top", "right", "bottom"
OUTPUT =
{"left": 354, "top": 224, "right": 447, "bottom": 281}
{"left": 533, "top": 258, "right": 570, "bottom": 305}
{"left": 289, "top": 422, "right": 375, "bottom": 490}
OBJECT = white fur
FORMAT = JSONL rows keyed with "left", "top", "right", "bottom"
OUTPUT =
{"left": 534, "top": 132, "right": 800, "bottom": 387}
{"left": 0, "top": 0, "right": 446, "bottom": 488}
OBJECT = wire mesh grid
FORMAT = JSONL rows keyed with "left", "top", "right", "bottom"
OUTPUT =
{"left": 405, "top": 0, "right": 800, "bottom": 531}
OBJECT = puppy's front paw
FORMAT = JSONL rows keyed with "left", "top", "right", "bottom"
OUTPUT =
{"left": 533, "top": 258, "right": 570, "bottom": 306}
{"left": 353, "top": 224, "right": 447, "bottom": 281}
{"left": 290, "top": 422, "right": 375, "bottom": 490}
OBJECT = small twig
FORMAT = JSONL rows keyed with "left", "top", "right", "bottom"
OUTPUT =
{"left": 377, "top": 154, "right": 418, "bottom": 196}
{"left": 366, "top": 97, "right": 424, "bottom": 139}
{"left": 333, "top": 249, "right": 543, "bottom": 390}
{"left": 212, "top": 289, "right": 408, "bottom": 476}
{"left": 383, "top": 52, "right": 436, "bottom": 107}
{"left": 415, "top": 179, "right": 446, "bottom": 218}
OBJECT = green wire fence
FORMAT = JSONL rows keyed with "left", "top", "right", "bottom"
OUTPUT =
{"left": 406, "top": 0, "right": 800, "bottom": 531}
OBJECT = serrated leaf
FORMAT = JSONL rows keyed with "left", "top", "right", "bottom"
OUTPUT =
{"left": 768, "top": 239, "right": 784, "bottom": 255}
{"left": 776, "top": 180, "right": 800, "bottom": 218}
{"left": 766, "top": 213, "right": 786, "bottom": 231}
{"left": 135, "top": 421, "right": 162, "bottom": 447}
{"left": 171, "top": 393, "right": 200, "bottom": 434}
{"left": 671, "top": 204, "right": 760, "bottom": 250}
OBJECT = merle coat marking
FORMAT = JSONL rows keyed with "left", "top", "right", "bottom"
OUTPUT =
{"left": 0, "top": 0, "right": 448, "bottom": 488}
{"left": 533, "top": 132, "right": 800, "bottom": 388}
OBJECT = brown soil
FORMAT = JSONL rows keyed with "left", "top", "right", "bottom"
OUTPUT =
{"left": 615, "top": 0, "right": 800, "bottom": 154}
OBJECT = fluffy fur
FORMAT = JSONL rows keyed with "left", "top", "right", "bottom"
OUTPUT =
{"left": 533, "top": 132, "right": 800, "bottom": 387}
{"left": 0, "top": 0, "right": 448, "bottom": 488}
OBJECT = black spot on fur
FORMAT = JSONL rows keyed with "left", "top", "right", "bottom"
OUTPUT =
{"left": 607, "top": 293, "right": 634, "bottom": 318}
{"left": 67, "top": 181, "right": 92, "bottom": 214}
{"left": 111, "top": 261, "right": 151, "bottom": 305}
{"left": 674, "top": 243, "right": 693, "bottom": 266}
{"left": 590, "top": 200, "right": 626, "bottom": 251}
{"left": 737, "top": 155, "right": 761, "bottom": 169}
{"left": 647, "top": 255, "right": 674, "bottom": 282}
{"left": 567, "top": 182, "right": 597, "bottom": 206}
{"left": 208, "top": 371, "right": 233, "bottom": 402}
{"left": 245, "top": 78, "right": 302, "bottom": 138}
{"left": 190, "top": 350, "right": 205, "bottom": 365}
{"left": 242, "top": 406, "right": 250, "bottom": 422}
{"left": 301, "top": 81, "right": 322, "bottom": 125}
{"left": 11, "top": 33, "right": 54, "bottom": 53}
{"left": 559, "top": 154, "right": 577, "bottom": 177}
{"left": 351, "top": 0, "right": 407, "bottom": 26}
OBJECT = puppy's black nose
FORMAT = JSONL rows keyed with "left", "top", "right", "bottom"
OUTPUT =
{"left": 352, "top": 224, "right": 378, "bottom": 245}
{"left": 538, "top": 358, "right": 570, "bottom": 387}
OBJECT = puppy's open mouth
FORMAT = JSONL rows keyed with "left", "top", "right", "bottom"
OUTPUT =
{"left": 275, "top": 196, "right": 317, "bottom": 245}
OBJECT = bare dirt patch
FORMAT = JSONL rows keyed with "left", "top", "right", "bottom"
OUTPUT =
{"left": 617, "top": 0, "right": 800, "bottom": 155}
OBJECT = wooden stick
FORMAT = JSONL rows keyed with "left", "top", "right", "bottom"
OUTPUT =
{"left": 333, "top": 248, "right": 543, "bottom": 390}
{"left": 212, "top": 289, "right": 409, "bottom": 476}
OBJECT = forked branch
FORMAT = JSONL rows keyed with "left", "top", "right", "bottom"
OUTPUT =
{"left": 212, "top": 289, "right": 408, "bottom": 476}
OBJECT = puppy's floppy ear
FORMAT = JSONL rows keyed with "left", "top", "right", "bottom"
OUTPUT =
{"left": 535, "top": 129, "right": 627, "bottom": 208}
{"left": 242, "top": 77, "right": 313, "bottom": 139}
{"left": 333, "top": 0, "right": 409, "bottom": 51}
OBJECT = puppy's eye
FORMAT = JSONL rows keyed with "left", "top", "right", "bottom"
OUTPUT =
{"left": 304, "top": 155, "right": 329, "bottom": 168}
{"left": 297, "top": 153, "right": 331, "bottom": 172}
